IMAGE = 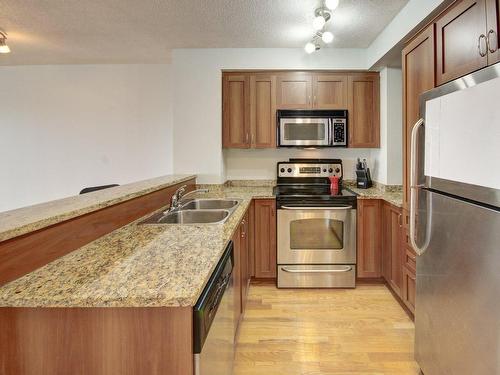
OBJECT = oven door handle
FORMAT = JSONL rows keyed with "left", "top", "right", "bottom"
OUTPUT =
{"left": 281, "top": 266, "right": 353, "bottom": 273}
{"left": 280, "top": 205, "right": 352, "bottom": 210}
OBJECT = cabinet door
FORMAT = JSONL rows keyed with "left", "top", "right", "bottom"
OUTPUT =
{"left": 486, "top": 0, "right": 500, "bottom": 64}
{"left": 382, "top": 204, "right": 392, "bottom": 282}
{"left": 232, "top": 226, "right": 242, "bottom": 332}
{"left": 385, "top": 204, "right": 403, "bottom": 296}
{"left": 250, "top": 74, "right": 276, "bottom": 148}
{"left": 347, "top": 74, "right": 380, "bottom": 148}
{"left": 435, "top": 0, "right": 488, "bottom": 85}
{"left": 254, "top": 199, "right": 277, "bottom": 278}
{"left": 276, "top": 73, "right": 313, "bottom": 109}
{"left": 240, "top": 212, "right": 250, "bottom": 313}
{"left": 222, "top": 74, "right": 250, "bottom": 148}
{"left": 312, "top": 74, "right": 348, "bottom": 109}
{"left": 248, "top": 201, "right": 255, "bottom": 278}
{"left": 402, "top": 267, "right": 416, "bottom": 314}
{"left": 402, "top": 25, "right": 435, "bottom": 210}
{"left": 357, "top": 199, "right": 382, "bottom": 278}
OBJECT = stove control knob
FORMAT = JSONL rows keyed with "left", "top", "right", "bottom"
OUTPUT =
{"left": 335, "top": 168, "right": 340, "bottom": 173}
{"left": 280, "top": 168, "right": 285, "bottom": 173}
{"left": 323, "top": 168, "right": 327, "bottom": 173}
{"left": 328, "top": 168, "right": 333, "bottom": 173}
{"left": 287, "top": 168, "right": 292, "bottom": 173}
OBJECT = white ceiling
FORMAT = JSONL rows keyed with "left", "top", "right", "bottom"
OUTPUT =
{"left": 0, "top": 0, "right": 409, "bottom": 65}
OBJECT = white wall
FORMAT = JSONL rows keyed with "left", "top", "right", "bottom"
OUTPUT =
{"left": 172, "top": 48, "right": 367, "bottom": 184}
{"left": 371, "top": 67, "right": 403, "bottom": 185}
{"left": 367, "top": 0, "right": 447, "bottom": 67}
{"left": 225, "top": 149, "right": 371, "bottom": 181}
{"left": 0, "top": 64, "right": 173, "bottom": 212}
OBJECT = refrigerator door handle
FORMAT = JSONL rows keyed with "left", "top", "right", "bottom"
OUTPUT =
{"left": 410, "top": 118, "right": 431, "bottom": 256}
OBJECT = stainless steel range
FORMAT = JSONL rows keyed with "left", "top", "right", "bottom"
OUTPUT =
{"left": 274, "top": 159, "right": 357, "bottom": 288}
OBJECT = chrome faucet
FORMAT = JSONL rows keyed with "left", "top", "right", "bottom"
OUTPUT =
{"left": 166, "top": 185, "right": 209, "bottom": 213}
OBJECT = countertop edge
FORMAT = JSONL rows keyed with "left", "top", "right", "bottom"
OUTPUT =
{"left": 0, "top": 175, "right": 197, "bottom": 242}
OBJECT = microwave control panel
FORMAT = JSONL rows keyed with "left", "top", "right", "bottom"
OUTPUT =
{"left": 332, "top": 119, "right": 347, "bottom": 146}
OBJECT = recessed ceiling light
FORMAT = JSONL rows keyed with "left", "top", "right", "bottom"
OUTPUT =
{"left": 0, "top": 31, "right": 10, "bottom": 54}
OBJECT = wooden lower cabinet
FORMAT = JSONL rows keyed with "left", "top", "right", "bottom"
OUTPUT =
{"left": 232, "top": 224, "right": 242, "bottom": 329}
{"left": 253, "top": 199, "right": 277, "bottom": 279}
{"left": 357, "top": 199, "right": 382, "bottom": 278}
{"left": 0, "top": 307, "right": 194, "bottom": 375}
{"left": 382, "top": 202, "right": 403, "bottom": 297}
{"left": 402, "top": 266, "right": 416, "bottom": 314}
{"left": 239, "top": 211, "right": 250, "bottom": 313}
{"left": 357, "top": 199, "right": 414, "bottom": 317}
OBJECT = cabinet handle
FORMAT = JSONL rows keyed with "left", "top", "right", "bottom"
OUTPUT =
{"left": 314, "top": 95, "right": 317, "bottom": 106}
{"left": 398, "top": 213, "right": 403, "bottom": 227}
{"left": 245, "top": 132, "right": 249, "bottom": 144}
{"left": 487, "top": 29, "right": 498, "bottom": 53}
{"left": 251, "top": 133, "right": 255, "bottom": 145}
{"left": 241, "top": 219, "right": 246, "bottom": 238}
{"left": 308, "top": 95, "right": 311, "bottom": 106}
{"left": 478, "top": 34, "right": 487, "bottom": 57}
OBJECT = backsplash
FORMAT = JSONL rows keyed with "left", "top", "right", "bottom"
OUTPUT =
{"left": 223, "top": 148, "right": 373, "bottom": 181}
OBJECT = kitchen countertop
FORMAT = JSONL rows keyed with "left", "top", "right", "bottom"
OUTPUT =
{"left": 0, "top": 174, "right": 196, "bottom": 243}
{"left": 0, "top": 186, "right": 275, "bottom": 308}
{"left": 348, "top": 186, "right": 403, "bottom": 208}
{"left": 0, "top": 177, "right": 400, "bottom": 308}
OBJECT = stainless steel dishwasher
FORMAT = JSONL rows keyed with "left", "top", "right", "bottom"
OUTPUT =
{"left": 193, "top": 241, "right": 235, "bottom": 375}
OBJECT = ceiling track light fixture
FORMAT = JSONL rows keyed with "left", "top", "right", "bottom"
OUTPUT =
{"left": 0, "top": 30, "right": 10, "bottom": 54}
{"left": 304, "top": 0, "right": 339, "bottom": 54}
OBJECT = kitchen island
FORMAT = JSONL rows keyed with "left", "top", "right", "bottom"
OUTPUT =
{"left": 0, "top": 177, "right": 274, "bottom": 375}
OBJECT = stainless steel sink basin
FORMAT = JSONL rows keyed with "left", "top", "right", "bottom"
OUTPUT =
{"left": 140, "top": 209, "right": 230, "bottom": 225}
{"left": 181, "top": 198, "right": 240, "bottom": 210}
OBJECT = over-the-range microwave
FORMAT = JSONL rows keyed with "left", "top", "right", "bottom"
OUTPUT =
{"left": 277, "top": 109, "right": 347, "bottom": 148}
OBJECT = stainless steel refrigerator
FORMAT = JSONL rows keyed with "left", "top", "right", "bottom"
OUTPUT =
{"left": 411, "top": 64, "right": 500, "bottom": 374}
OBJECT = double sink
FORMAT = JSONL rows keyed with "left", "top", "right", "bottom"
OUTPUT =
{"left": 140, "top": 198, "right": 241, "bottom": 225}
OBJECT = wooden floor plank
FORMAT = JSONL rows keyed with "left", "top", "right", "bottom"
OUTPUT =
{"left": 234, "top": 284, "right": 420, "bottom": 375}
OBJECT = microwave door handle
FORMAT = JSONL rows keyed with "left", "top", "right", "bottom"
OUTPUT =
{"left": 328, "top": 118, "right": 332, "bottom": 145}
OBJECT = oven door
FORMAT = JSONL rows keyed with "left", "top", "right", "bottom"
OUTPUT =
{"left": 279, "top": 118, "right": 331, "bottom": 146}
{"left": 277, "top": 205, "right": 356, "bottom": 264}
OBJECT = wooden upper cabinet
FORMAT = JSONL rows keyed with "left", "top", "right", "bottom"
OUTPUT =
{"left": 436, "top": 0, "right": 489, "bottom": 85}
{"left": 223, "top": 74, "right": 250, "bottom": 148}
{"left": 402, "top": 25, "right": 436, "bottom": 209}
{"left": 223, "top": 70, "right": 381, "bottom": 149}
{"left": 486, "top": 0, "right": 500, "bottom": 64}
{"left": 348, "top": 74, "right": 380, "bottom": 148}
{"left": 254, "top": 199, "right": 277, "bottom": 279}
{"left": 357, "top": 199, "right": 382, "bottom": 278}
{"left": 276, "top": 73, "right": 312, "bottom": 109}
{"left": 312, "top": 74, "right": 348, "bottom": 109}
{"left": 250, "top": 74, "right": 277, "bottom": 148}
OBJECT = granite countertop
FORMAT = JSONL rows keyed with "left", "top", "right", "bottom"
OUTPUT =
{"left": 0, "top": 186, "right": 275, "bottom": 308}
{"left": 348, "top": 186, "right": 403, "bottom": 208}
{"left": 0, "top": 174, "right": 197, "bottom": 242}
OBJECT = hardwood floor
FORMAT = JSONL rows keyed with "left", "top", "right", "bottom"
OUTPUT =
{"left": 234, "top": 283, "right": 420, "bottom": 375}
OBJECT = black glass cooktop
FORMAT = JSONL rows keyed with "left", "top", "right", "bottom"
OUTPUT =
{"left": 274, "top": 184, "right": 357, "bottom": 208}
